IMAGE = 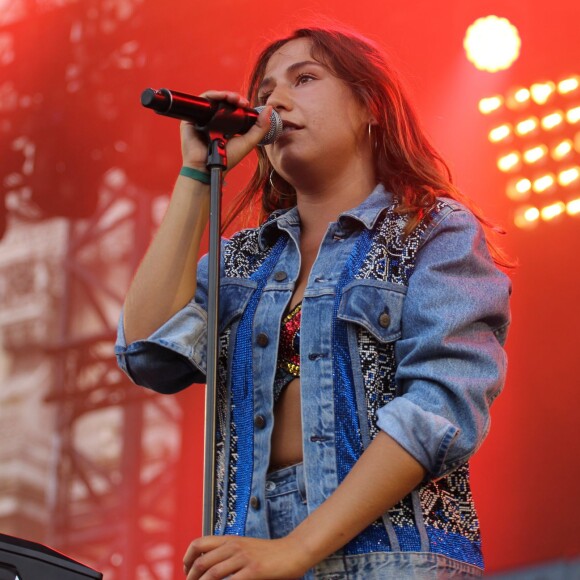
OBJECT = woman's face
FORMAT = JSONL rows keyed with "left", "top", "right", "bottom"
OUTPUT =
{"left": 259, "top": 38, "right": 371, "bottom": 184}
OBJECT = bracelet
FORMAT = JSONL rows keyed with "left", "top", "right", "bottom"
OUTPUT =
{"left": 179, "top": 166, "right": 210, "bottom": 184}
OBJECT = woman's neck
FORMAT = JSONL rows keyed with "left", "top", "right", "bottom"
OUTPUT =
{"left": 294, "top": 168, "right": 377, "bottom": 237}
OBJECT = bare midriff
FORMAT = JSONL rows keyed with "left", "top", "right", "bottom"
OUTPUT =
{"left": 269, "top": 377, "right": 303, "bottom": 469}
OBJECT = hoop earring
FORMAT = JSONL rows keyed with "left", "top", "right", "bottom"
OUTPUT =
{"left": 368, "top": 122, "right": 379, "bottom": 151}
{"left": 269, "top": 170, "right": 294, "bottom": 202}
{"left": 269, "top": 170, "right": 278, "bottom": 192}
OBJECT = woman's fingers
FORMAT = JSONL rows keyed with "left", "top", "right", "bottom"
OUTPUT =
{"left": 180, "top": 91, "right": 271, "bottom": 172}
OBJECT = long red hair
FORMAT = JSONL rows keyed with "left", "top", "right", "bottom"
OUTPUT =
{"left": 224, "top": 27, "right": 512, "bottom": 268}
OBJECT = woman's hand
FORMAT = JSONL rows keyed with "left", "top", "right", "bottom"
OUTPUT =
{"left": 181, "top": 90, "right": 272, "bottom": 172}
{"left": 183, "top": 534, "right": 313, "bottom": 580}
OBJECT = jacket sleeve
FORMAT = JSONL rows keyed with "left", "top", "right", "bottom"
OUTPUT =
{"left": 114, "top": 251, "right": 213, "bottom": 393}
{"left": 375, "top": 206, "right": 511, "bottom": 479}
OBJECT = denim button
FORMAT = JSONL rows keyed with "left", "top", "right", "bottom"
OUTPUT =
{"left": 273, "top": 271, "right": 287, "bottom": 281}
{"left": 256, "top": 333, "right": 269, "bottom": 347}
{"left": 250, "top": 496, "right": 260, "bottom": 509}
{"left": 378, "top": 312, "right": 391, "bottom": 327}
{"left": 254, "top": 414, "right": 266, "bottom": 429}
{"left": 265, "top": 480, "right": 276, "bottom": 492}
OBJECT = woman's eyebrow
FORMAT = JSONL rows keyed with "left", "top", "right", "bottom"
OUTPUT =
{"left": 258, "top": 60, "right": 324, "bottom": 92}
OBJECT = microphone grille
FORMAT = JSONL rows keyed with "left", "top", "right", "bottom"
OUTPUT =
{"left": 255, "top": 106, "right": 283, "bottom": 145}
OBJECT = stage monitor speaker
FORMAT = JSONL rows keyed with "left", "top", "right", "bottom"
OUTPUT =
{"left": 0, "top": 533, "right": 103, "bottom": 579}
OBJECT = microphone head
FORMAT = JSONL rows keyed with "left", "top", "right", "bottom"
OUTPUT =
{"left": 255, "top": 106, "right": 283, "bottom": 145}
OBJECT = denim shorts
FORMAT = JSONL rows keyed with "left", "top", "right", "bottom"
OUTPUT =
{"left": 265, "top": 463, "right": 483, "bottom": 580}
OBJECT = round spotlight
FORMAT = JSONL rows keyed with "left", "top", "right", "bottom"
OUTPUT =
{"left": 464, "top": 16, "right": 521, "bottom": 72}
{"left": 551, "top": 139, "right": 574, "bottom": 160}
{"left": 506, "top": 178, "right": 532, "bottom": 201}
{"left": 514, "top": 205, "right": 539, "bottom": 229}
{"left": 515, "top": 117, "right": 539, "bottom": 137}
{"left": 566, "top": 198, "right": 580, "bottom": 215}
{"left": 497, "top": 151, "right": 521, "bottom": 172}
{"left": 541, "top": 202, "right": 566, "bottom": 221}
{"left": 479, "top": 95, "right": 504, "bottom": 114}
{"left": 530, "top": 82, "right": 556, "bottom": 105}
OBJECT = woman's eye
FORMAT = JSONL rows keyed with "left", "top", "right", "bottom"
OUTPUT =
{"left": 258, "top": 92, "right": 271, "bottom": 104}
{"left": 296, "top": 73, "right": 315, "bottom": 85}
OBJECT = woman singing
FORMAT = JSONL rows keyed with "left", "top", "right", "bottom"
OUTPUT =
{"left": 116, "top": 26, "right": 511, "bottom": 579}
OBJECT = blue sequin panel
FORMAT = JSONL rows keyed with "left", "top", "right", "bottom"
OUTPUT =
{"left": 332, "top": 228, "right": 392, "bottom": 554}
{"left": 426, "top": 528, "right": 483, "bottom": 569}
{"left": 225, "top": 237, "right": 287, "bottom": 536}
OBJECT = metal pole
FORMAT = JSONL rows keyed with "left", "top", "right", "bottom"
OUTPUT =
{"left": 202, "top": 136, "right": 227, "bottom": 536}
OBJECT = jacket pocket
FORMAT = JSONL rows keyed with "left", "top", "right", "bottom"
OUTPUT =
{"left": 218, "top": 278, "right": 257, "bottom": 333}
{"left": 337, "top": 279, "right": 405, "bottom": 342}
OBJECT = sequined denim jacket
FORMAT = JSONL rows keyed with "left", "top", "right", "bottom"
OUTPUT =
{"left": 115, "top": 185, "right": 511, "bottom": 572}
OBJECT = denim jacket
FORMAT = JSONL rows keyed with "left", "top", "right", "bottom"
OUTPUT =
{"left": 115, "top": 185, "right": 511, "bottom": 573}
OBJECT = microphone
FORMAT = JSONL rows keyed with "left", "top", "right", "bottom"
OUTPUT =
{"left": 140, "top": 88, "right": 283, "bottom": 145}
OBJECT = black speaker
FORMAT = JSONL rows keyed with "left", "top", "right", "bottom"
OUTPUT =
{"left": 0, "top": 533, "right": 102, "bottom": 579}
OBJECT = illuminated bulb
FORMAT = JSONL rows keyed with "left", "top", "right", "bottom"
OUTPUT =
{"left": 530, "top": 82, "right": 556, "bottom": 105}
{"left": 514, "top": 206, "right": 540, "bottom": 229}
{"left": 558, "top": 77, "right": 579, "bottom": 94}
{"left": 551, "top": 139, "right": 573, "bottom": 160}
{"left": 515, "top": 117, "right": 539, "bottom": 136}
{"left": 566, "top": 198, "right": 580, "bottom": 215}
{"left": 489, "top": 124, "right": 512, "bottom": 142}
{"left": 574, "top": 132, "right": 580, "bottom": 153}
{"left": 497, "top": 151, "right": 521, "bottom": 172}
{"left": 506, "top": 178, "right": 531, "bottom": 201}
{"left": 558, "top": 166, "right": 580, "bottom": 186}
{"left": 541, "top": 111, "right": 564, "bottom": 130}
{"left": 524, "top": 207, "right": 540, "bottom": 221}
{"left": 479, "top": 96, "right": 503, "bottom": 114}
{"left": 532, "top": 174, "right": 555, "bottom": 193}
{"left": 523, "top": 145, "right": 548, "bottom": 164}
{"left": 464, "top": 16, "right": 521, "bottom": 72}
{"left": 566, "top": 106, "right": 580, "bottom": 124}
{"left": 507, "top": 88, "right": 531, "bottom": 109}
{"left": 541, "top": 201, "right": 566, "bottom": 220}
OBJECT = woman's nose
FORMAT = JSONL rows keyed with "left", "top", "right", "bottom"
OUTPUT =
{"left": 266, "top": 85, "right": 292, "bottom": 111}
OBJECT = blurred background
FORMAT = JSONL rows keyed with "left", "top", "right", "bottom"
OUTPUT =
{"left": 0, "top": 0, "right": 579, "bottom": 578}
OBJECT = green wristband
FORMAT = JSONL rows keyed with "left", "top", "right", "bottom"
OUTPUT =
{"left": 180, "top": 166, "right": 210, "bottom": 184}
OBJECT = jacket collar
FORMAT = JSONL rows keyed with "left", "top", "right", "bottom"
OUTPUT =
{"left": 257, "top": 184, "right": 394, "bottom": 249}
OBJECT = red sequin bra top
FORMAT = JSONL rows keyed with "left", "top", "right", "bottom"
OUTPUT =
{"left": 273, "top": 302, "right": 302, "bottom": 403}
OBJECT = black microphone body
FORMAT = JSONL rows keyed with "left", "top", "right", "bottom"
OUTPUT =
{"left": 141, "top": 88, "right": 282, "bottom": 145}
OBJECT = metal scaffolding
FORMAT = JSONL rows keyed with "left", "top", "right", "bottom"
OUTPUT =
{"left": 43, "top": 180, "right": 185, "bottom": 579}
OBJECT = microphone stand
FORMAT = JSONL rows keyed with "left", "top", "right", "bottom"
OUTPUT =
{"left": 202, "top": 133, "right": 227, "bottom": 536}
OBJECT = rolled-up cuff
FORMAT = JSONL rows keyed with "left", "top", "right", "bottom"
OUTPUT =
{"left": 376, "top": 397, "right": 461, "bottom": 478}
{"left": 114, "top": 304, "right": 208, "bottom": 392}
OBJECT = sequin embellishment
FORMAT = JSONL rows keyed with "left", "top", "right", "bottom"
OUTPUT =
{"left": 278, "top": 302, "right": 302, "bottom": 377}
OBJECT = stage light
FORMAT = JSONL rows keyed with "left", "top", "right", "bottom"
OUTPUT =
{"left": 532, "top": 174, "right": 556, "bottom": 193}
{"left": 551, "top": 139, "right": 573, "bottom": 160}
{"left": 480, "top": 73, "right": 580, "bottom": 227}
{"left": 497, "top": 151, "right": 521, "bottom": 172}
{"left": 515, "top": 117, "right": 539, "bottom": 136}
{"left": 506, "top": 88, "right": 531, "bottom": 110}
{"left": 514, "top": 205, "right": 540, "bottom": 228}
{"left": 541, "top": 111, "right": 564, "bottom": 130}
{"left": 464, "top": 16, "right": 521, "bottom": 72}
{"left": 557, "top": 166, "right": 580, "bottom": 186}
{"left": 530, "top": 82, "right": 556, "bottom": 105}
{"left": 566, "top": 106, "right": 580, "bottom": 124}
{"left": 566, "top": 198, "right": 580, "bottom": 215}
{"left": 541, "top": 201, "right": 566, "bottom": 220}
{"left": 557, "top": 76, "right": 579, "bottom": 95}
{"left": 506, "top": 178, "right": 531, "bottom": 201}
{"left": 489, "top": 124, "right": 512, "bottom": 143}
{"left": 523, "top": 145, "right": 548, "bottom": 164}
{"left": 479, "top": 96, "right": 503, "bottom": 114}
